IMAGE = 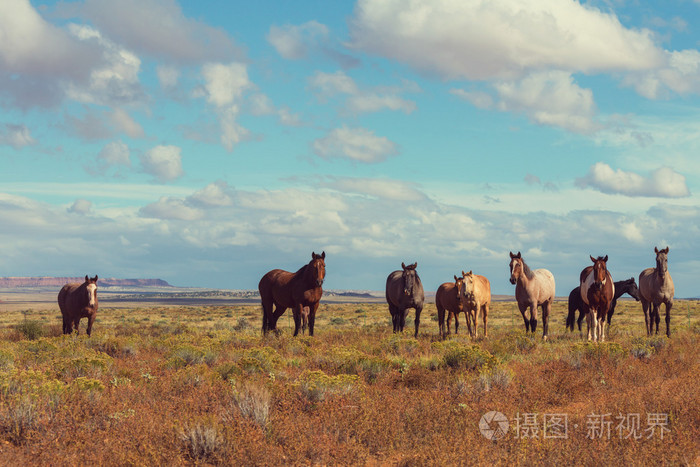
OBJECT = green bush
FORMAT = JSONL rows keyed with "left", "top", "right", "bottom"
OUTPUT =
{"left": 294, "top": 370, "right": 359, "bottom": 402}
{"left": 15, "top": 320, "right": 44, "bottom": 340}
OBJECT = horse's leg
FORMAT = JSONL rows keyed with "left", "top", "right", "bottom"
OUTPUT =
{"left": 446, "top": 311, "right": 453, "bottom": 336}
{"left": 437, "top": 305, "right": 445, "bottom": 339}
{"left": 529, "top": 302, "right": 538, "bottom": 335}
{"left": 62, "top": 315, "right": 70, "bottom": 334}
{"left": 607, "top": 298, "right": 617, "bottom": 326}
{"left": 542, "top": 301, "right": 551, "bottom": 341}
{"left": 308, "top": 303, "right": 318, "bottom": 336}
{"left": 73, "top": 318, "right": 80, "bottom": 335}
{"left": 86, "top": 314, "right": 95, "bottom": 337}
{"left": 270, "top": 305, "right": 286, "bottom": 333}
{"left": 641, "top": 299, "right": 651, "bottom": 336}
{"left": 586, "top": 310, "right": 593, "bottom": 341}
{"left": 389, "top": 304, "right": 399, "bottom": 332}
{"left": 664, "top": 301, "right": 672, "bottom": 338}
{"left": 292, "top": 305, "right": 302, "bottom": 337}
{"left": 653, "top": 303, "right": 661, "bottom": 335}
{"left": 413, "top": 305, "right": 422, "bottom": 338}
{"left": 518, "top": 302, "right": 530, "bottom": 332}
{"left": 482, "top": 302, "right": 489, "bottom": 339}
{"left": 577, "top": 309, "right": 584, "bottom": 333}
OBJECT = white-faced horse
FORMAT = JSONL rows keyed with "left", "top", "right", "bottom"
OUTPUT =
{"left": 509, "top": 252, "right": 556, "bottom": 340}
{"left": 639, "top": 246, "right": 674, "bottom": 337}
{"left": 580, "top": 255, "right": 614, "bottom": 342}
{"left": 459, "top": 270, "right": 491, "bottom": 339}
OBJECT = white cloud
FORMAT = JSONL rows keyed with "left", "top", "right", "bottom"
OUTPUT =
{"left": 72, "top": 0, "right": 242, "bottom": 64}
{"left": 350, "top": 0, "right": 663, "bottom": 81}
{"left": 67, "top": 199, "right": 93, "bottom": 215}
{"left": 139, "top": 145, "right": 184, "bottom": 182}
{"left": 576, "top": 162, "right": 690, "bottom": 198}
{"left": 139, "top": 196, "right": 202, "bottom": 221}
{"left": 0, "top": 124, "right": 35, "bottom": 148}
{"left": 156, "top": 65, "right": 179, "bottom": 89}
{"left": 267, "top": 21, "right": 329, "bottom": 60}
{"left": 98, "top": 140, "right": 131, "bottom": 168}
{"left": 323, "top": 177, "right": 426, "bottom": 201}
{"left": 313, "top": 126, "right": 398, "bottom": 163}
{"left": 623, "top": 49, "right": 700, "bottom": 99}
{"left": 450, "top": 89, "right": 493, "bottom": 109}
{"left": 494, "top": 71, "right": 600, "bottom": 134}
{"left": 189, "top": 181, "right": 234, "bottom": 207}
{"left": 309, "top": 70, "right": 417, "bottom": 115}
{"left": 110, "top": 108, "right": 144, "bottom": 138}
{"left": 200, "top": 62, "right": 251, "bottom": 108}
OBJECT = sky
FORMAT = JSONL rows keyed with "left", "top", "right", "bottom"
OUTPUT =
{"left": 1, "top": 0, "right": 699, "bottom": 297}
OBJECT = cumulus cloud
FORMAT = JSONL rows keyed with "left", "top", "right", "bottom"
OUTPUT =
{"left": 313, "top": 126, "right": 398, "bottom": 163}
{"left": 189, "top": 181, "right": 234, "bottom": 207}
{"left": 70, "top": 0, "right": 242, "bottom": 64}
{"left": 97, "top": 140, "right": 131, "bottom": 171}
{"left": 267, "top": 21, "right": 329, "bottom": 60}
{"left": 139, "top": 145, "right": 183, "bottom": 182}
{"left": 0, "top": 0, "right": 102, "bottom": 108}
{"left": 350, "top": 0, "right": 663, "bottom": 81}
{"left": 576, "top": 162, "right": 690, "bottom": 198}
{"left": 0, "top": 124, "right": 35, "bottom": 148}
{"left": 67, "top": 199, "right": 93, "bottom": 215}
{"left": 309, "top": 70, "right": 417, "bottom": 115}
{"left": 139, "top": 196, "right": 202, "bottom": 221}
{"left": 623, "top": 49, "right": 700, "bottom": 99}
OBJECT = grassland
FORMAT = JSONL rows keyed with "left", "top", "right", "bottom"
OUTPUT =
{"left": 0, "top": 297, "right": 698, "bottom": 465}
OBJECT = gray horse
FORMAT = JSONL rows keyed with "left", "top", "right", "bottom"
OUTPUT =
{"left": 385, "top": 262, "right": 425, "bottom": 337}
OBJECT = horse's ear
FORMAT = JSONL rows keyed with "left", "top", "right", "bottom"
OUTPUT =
{"left": 462, "top": 270, "right": 466, "bottom": 276}
{"left": 590, "top": 255, "right": 596, "bottom": 263}
{"left": 603, "top": 255, "right": 608, "bottom": 262}
{"left": 321, "top": 251, "right": 325, "bottom": 259}
{"left": 412, "top": 262, "right": 417, "bottom": 269}
{"left": 516, "top": 252, "right": 521, "bottom": 258}
{"left": 654, "top": 246, "right": 659, "bottom": 254}
{"left": 663, "top": 246, "right": 669, "bottom": 254}
{"left": 401, "top": 262, "right": 406, "bottom": 270}
{"left": 468, "top": 270, "right": 472, "bottom": 275}
{"left": 93, "top": 275, "right": 98, "bottom": 282}
{"left": 454, "top": 275, "right": 458, "bottom": 281}
{"left": 84, "top": 275, "right": 89, "bottom": 282}
{"left": 509, "top": 251, "right": 515, "bottom": 258}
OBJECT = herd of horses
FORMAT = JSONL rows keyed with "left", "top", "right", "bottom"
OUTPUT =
{"left": 55, "top": 247, "right": 675, "bottom": 342}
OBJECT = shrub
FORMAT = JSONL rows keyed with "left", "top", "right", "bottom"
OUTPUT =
{"left": 231, "top": 380, "right": 270, "bottom": 428}
{"left": 294, "top": 370, "right": 359, "bottom": 403}
{"left": 0, "top": 398, "right": 38, "bottom": 445}
{"left": 179, "top": 424, "right": 222, "bottom": 462}
{"left": 474, "top": 366, "right": 513, "bottom": 393}
{"left": 432, "top": 341, "right": 498, "bottom": 370}
{"left": 233, "top": 317, "right": 252, "bottom": 331}
{"left": 167, "top": 344, "right": 216, "bottom": 369}
{"left": 15, "top": 320, "right": 44, "bottom": 340}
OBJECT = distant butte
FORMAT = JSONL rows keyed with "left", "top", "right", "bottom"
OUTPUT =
{"left": 0, "top": 277, "right": 171, "bottom": 288}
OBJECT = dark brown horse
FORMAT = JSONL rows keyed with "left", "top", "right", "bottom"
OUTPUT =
{"left": 58, "top": 275, "right": 99, "bottom": 336}
{"left": 436, "top": 275, "right": 468, "bottom": 339}
{"left": 385, "top": 262, "right": 424, "bottom": 337}
{"left": 579, "top": 255, "right": 614, "bottom": 342}
{"left": 509, "top": 252, "right": 556, "bottom": 340}
{"left": 639, "top": 246, "right": 674, "bottom": 337}
{"left": 566, "top": 277, "right": 640, "bottom": 333}
{"left": 259, "top": 251, "right": 325, "bottom": 336}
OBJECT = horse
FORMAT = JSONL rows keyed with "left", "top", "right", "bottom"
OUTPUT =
{"left": 436, "top": 275, "right": 469, "bottom": 339}
{"left": 259, "top": 251, "right": 325, "bottom": 336}
{"left": 58, "top": 275, "right": 99, "bottom": 336}
{"left": 459, "top": 270, "right": 491, "bottom": 339}
{"left": 579, "top": 255, "right": 615, "bottom": 342}
{"left": 639, "top": 246, "right": 674, "bottom": 337}
{"left": 566, "top": 277, "right": 640, "bottom": 333}
{"left": 508, "top": 252, "right": 556, "bottom": 340}
{"left": 385, "top": 262, "right": 425, "bottom": 337}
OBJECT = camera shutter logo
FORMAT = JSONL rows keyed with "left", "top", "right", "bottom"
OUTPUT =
{"left": 480, "top": 411, "right": 509, "bottom": 440}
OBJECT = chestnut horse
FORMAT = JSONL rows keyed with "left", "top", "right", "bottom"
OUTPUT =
{"left": 58, "top": 275, "right": 99, "bottom": 336}
{"left": 580, "top": 255, "right": 614, "bottom": 342}
{"left": 436, "top": 275, "right": 469, "bottom": 339}
{"left": 459, "top": 270, "right": 491, "bottom": 339}
{"left": 639, "top": 246, "right": 674, "bottom": 337}
{"left": 509, "top": 252, "right": 556, "bottom": 340}
{"left": 566, "top": 277, "right": 640, "bottom": 333}
{"left": 259, "top": 251, "right": 325, "bottom": 336}
{"left": 385, "top": 262, "right": 425, "bottom": 337}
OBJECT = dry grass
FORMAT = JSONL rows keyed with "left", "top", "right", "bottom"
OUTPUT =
{"left": 0, "top": 298, "right": 698, "bottom": 465}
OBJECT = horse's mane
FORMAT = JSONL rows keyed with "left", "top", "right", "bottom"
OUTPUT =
{"left": 520, "top": 260, "right": 535, "bottom": 280}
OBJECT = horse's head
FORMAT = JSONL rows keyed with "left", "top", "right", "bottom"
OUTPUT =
{"left": 590, "top": 255, "right": 608, "bottom": 289}
{"left": 461, "top": 270, "right": 475, "bottom": 300}
{"left": 84, "top": 275, "right": 98, "bottom": 307}
{"left": 310, "top": 251, "right": 326, "bottom": 287}
{"left": 401, "top": 262, "right": 418, "bottom": 296}
{"left": 654, "top": 246, "right": 669, "bottom": 278}
{"left": 509, "top": 251, "right": 522, "bottom": 285}
{"left": 626, "top": 277, "right": 641, "bottom": 301}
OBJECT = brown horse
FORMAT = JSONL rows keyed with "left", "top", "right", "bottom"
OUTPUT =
{"left": 436, "top": 275, "right": 469, "bottom": 339}
{"left": 385, "top": 262, "right": 425, "bottom": 337}
{"left": 459, "top": 270, "right": 491, "bottom": 339}
{"left": 259, "top": 251, "right": 325, "bottom": 336}
{"left": 58, "top": 275, "right": 99, "bottom": 336}
{"left": 580, "top": 255, "right": 614, "bottom": 342}
{"left": 639, "top": 246, "right": 674, "bottom": 337}
{"left": 509, "top": 252, "right": 556, "bottom": 340}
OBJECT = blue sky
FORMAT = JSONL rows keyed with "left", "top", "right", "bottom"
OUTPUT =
{"left": 1, "top": 0, "right": 699, "bottom": 297}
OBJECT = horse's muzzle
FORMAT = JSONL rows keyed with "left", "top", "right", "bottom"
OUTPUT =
{"left": 316, "top": 279, "right": 324, "bottom": 287}
{"left": 509, "top": 277, "right": 516, "bottom": 285}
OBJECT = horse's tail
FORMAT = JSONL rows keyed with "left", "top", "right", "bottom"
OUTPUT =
{"left": 566, "top": 301, "right": 576, "bottom": 331}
